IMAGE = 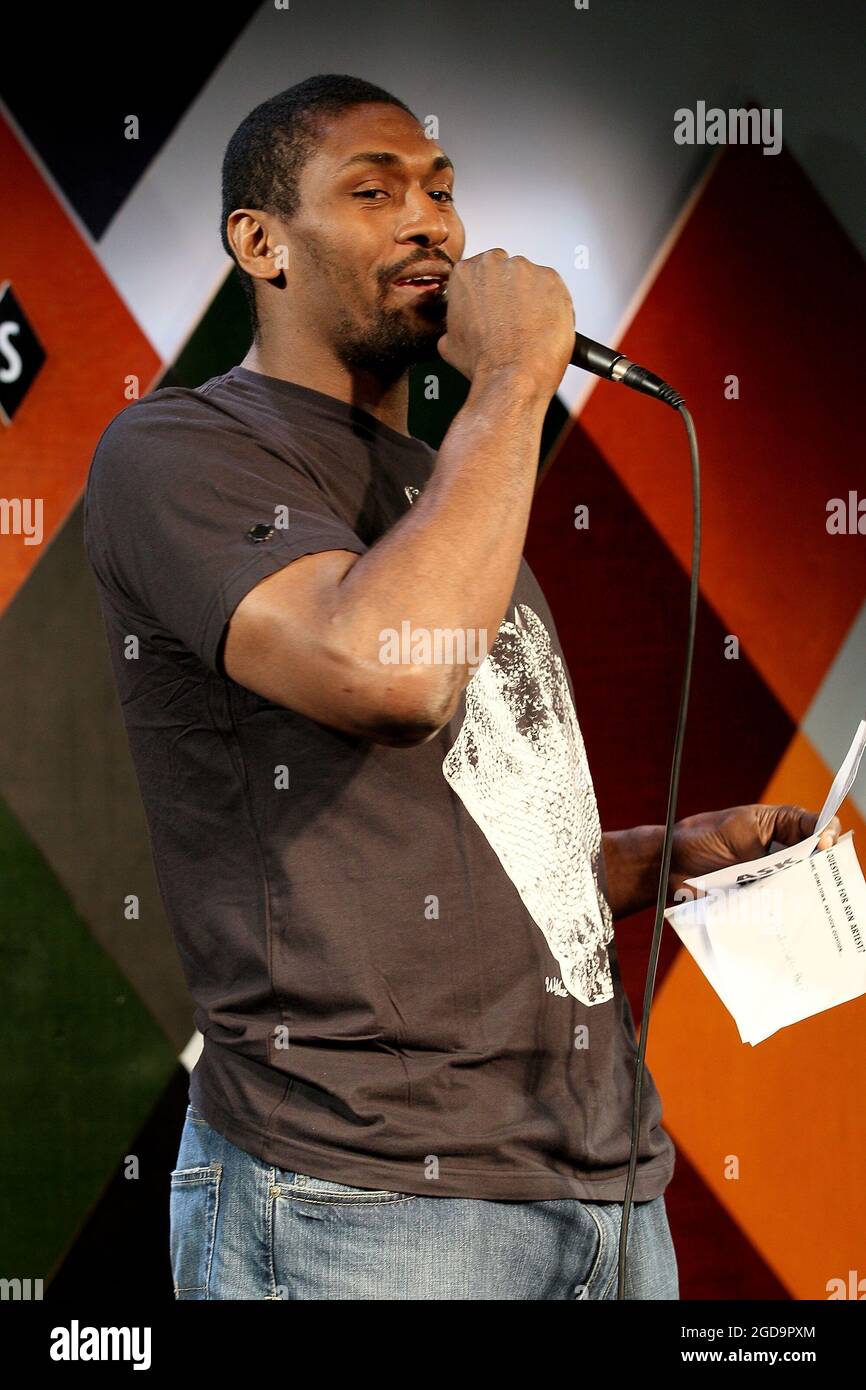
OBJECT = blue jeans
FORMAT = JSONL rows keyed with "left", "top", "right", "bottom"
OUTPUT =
{"left": 170, "top": 1103, "right": 679, "bottom": 1300}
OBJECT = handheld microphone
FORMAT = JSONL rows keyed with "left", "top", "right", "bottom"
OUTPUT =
{"left": 438, "top": 284, "right": 683, "bottom": 409}
{"left": 570, "top": 332, "right": 684, "bottom": 409}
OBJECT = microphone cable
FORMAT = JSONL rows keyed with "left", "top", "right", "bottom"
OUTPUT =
{"left": 615, "top": 398, "right": 701, "bottom": 1299}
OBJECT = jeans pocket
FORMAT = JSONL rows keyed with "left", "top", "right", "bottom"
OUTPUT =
{"left": 169, "top": 1163, "right": 222, "bottom": 1298}
{"left": 279, "top": 1171, "right": 416, "bottom": 1205}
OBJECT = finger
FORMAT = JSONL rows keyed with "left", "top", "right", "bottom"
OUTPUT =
{"left": 816, "top": 814, "right": 842, "bottom": 851}
{"left": 768, "top": 804, "right": 815, "bottom": 846}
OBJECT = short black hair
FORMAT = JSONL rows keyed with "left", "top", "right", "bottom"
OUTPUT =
{"left": 220, "top": 74, "right": 418, "bottom": 340}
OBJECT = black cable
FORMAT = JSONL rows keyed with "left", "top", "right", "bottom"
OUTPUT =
{"left": 616, "top": 402, "right": 701, "bottom": 1300}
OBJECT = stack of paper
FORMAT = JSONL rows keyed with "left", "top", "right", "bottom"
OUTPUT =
{"left": 664, "top": 717, "right": 866, "bottom": 1044}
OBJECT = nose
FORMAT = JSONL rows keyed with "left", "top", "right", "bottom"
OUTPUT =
{"left": 394, "top": 188, "right": 451, "bottom": 249}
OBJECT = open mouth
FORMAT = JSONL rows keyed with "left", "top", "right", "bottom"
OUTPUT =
{"left": 391, "top": 275, "right": 448, "bottom": 295}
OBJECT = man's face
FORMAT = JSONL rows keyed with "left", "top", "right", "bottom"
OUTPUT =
{"left": 282, "top": 103, "right": 465, "bottom": 379}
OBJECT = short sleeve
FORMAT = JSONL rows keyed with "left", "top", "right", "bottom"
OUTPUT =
{"left": 83, "top": 399, "right": 369, "bottom": 674}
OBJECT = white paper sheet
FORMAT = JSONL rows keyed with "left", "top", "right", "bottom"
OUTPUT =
{"left": 663, "top": 717, "right": 866, "bottom": 1044}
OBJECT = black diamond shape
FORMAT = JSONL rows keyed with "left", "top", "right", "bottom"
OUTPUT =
{"left": 0, "top": 283, "right": 46, "bottom": 426}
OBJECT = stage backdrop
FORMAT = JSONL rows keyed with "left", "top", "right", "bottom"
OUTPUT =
{"left": 1, "top": 0, "right": 864, "bottom": 1301}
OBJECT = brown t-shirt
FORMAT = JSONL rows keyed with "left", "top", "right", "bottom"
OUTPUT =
{"left": 83, "top": 363, "right": 675, "bottom": 1201}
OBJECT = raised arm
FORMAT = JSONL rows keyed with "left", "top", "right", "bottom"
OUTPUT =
{"left": 223, "top": 249, "right": 576, "bottom": 746}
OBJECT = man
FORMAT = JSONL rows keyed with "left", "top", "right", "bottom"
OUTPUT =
{"left": 83, "top": 73, "right": 840, "bottom": 1301}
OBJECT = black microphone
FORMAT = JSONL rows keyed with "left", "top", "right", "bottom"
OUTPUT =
{"left": 570, "top": 332, "right": 684, "bottom": 409}
{"left": 438, "top": 283, "right": 683, "bottom": 409}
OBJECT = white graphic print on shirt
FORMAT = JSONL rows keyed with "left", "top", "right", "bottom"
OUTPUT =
{"left": 442, "top": 603, "right": 614, "bottom": 1007}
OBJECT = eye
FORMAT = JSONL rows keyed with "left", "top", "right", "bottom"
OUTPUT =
{"left": 351, "top": 188, "right": 455, "bottom": 203}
